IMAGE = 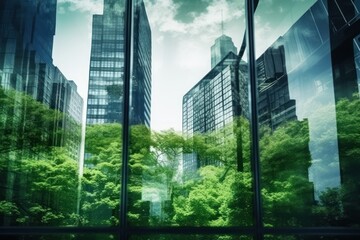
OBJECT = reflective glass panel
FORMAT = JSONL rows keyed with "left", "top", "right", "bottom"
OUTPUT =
{"left": 255, "top": 0, "right": 360, "bottom": 227}
{"left": 0, "top": 0, "right": 83, "bottom": 226}
{"left": 81, "top": 0, "right": 125, "bottom": 226}
{"left": 128, "top": 0, "right": 252, "bottom": 227}
{"left": 0, "top": 0, "right": 125, "bottom": 227}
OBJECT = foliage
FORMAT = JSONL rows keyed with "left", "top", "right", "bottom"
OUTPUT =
{"left": 0, "top": 87, "right": 81, "bottom": 226}
{"left": 0, "top": 87, "right": 60, "bottom": 155}
{"left": 172, "top": 117, "right": 253, "bottom": 227}
{"left": 333, "top": 96, "right": 360, "bottom": 226}
{"left": 0, "top": 148, "right": 79, "bottom": 226}
{"left": 2, "top": 87, "right": 360, "bottom": 229}
{"left": 260, "top": 120, "right": 314, "bottom": 227}
{"left": 81, "top": 141, "right": 121, "bottom": 226}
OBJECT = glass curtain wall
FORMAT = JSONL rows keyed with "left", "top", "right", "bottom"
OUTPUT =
{"left": 0, "top": 0, "right": 83, "bottom": 228}
{"left": 128, "top": 0, "right": 251, "bottom": 229}
{"left": 83, "top": 0, "right": 125, "bottom": 227}
{"left": 1, "top": 0, "right": 360, "bottom": 239}
{"left": 254, "top": 0, "right": 360, "bottom": 230}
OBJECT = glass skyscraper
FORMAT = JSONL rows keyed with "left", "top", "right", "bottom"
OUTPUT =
{"left": 86, "top": 0, "right": 151, "bottom": 126}
{"left": 256, "top": 38, "right": 297, "bottom": 130}
{"left": 211, "top": 34, "right": 238, "bottom": 68}
{"left": 0, "top": 0, "right": 56, "bottom": 97}
{"left": 2, "top": 0, "right": 360, "bottom": 238}
{"left": 182, "top": 49, "right": 248, "bottom": 177}
{"left": 0, "top": 0, "right": 83, "bottom": 227}
{"left": 0, "top": 0, "right": 83, "bottom": 159}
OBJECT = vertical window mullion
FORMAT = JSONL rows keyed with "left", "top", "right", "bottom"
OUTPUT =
{"left": 245, "top": 0, "right": 263, "bottom": 239}
{"left": 120, "top": 0, "right": 133, "bottom": 238}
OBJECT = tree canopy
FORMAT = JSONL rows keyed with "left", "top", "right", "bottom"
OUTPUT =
{"left": 1, "top": 88, "right": 360, "bottom": 229}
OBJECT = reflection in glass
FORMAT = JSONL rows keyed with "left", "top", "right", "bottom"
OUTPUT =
{"left": 2, "top": 0, "right": 360, "bottom": 238}
{"left": 0, "top": 0, "right": 83, "bottom": 226}
{"left": 128, "top": 0, "right": 251, "bottom": 227}
{"left": 355, "top": 34, "right": 360, "bottom": 91}
{"left": 255, "top": 0, "right": 360, "bottom": 227}
{"left": 82, "top": 0, "right": 126, "bottom": 226}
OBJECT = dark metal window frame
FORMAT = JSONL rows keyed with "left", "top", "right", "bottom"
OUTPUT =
{"left": 2, "top": 0, "right": 360, "bottom": 239}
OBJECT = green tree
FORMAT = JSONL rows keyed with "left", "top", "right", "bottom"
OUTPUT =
{"left": 260, "top": 120, "right": 314, "bottom": 227}
{"left": 172, "top": 117, "right": 253, "bottom": 227}
{"left": 81, "top": 123, "right": 122, "bottom": 226}
{"left": 0, "top": 148, "right": 79, "bottom": 226}
{"left": 0, "top": 87, "right": 60, "bottom": 155}
{"left": 128, "top": 125, "right": 153, "bottom": 225}
{"left": 0, "top": 87, "right": 81, "bottom": 226}
{"left": 81, "top": 124, "right": 154, "bottom": 226}
{"left": 334, "top": 96, "right": 360, "bottom": 226}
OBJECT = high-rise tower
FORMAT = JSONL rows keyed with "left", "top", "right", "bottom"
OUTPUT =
{"left": 182, "top": 50, "right": 248, "bottom": 178}
{"left": 210, "top": 34, "right": 237, "bottom": 68}
{"left": 86, "top": 0, "right": 151, "bottom": 127}
{"left": 0, "top": 0, "right": 83, "bottom": 160}
{"left": 0, "top": 0, "right": 83, "bottom": 226}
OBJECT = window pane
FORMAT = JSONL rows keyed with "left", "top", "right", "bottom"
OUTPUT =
{"left": 0, "top": 0, "right": 125, "bottom": 228}
{"left": 128, "top": 0, "right": 252, "bottom": 227}
{"left": 0, "top": 0, "right": 83, "bottom": 226}
{"left": 255, "top": 0, "right": 360, "bottom": 227}
{"left": 82, "top": 0, "right": 126, "bottom": 226}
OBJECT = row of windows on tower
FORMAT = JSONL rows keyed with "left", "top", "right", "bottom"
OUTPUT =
{"left": 92, "top": 33, "right": 124, "bottom": 40}
{"left": 91, "top": 61, "right": 124, "bottom": 68}
{"left": 91, "top": 42, "right": 124, "bottom": 50}
{"left": 90, "top": 71, "right": 123, "bottom": 77}
{"left": 91, "top": 52, "right": 124, "bottom": 58}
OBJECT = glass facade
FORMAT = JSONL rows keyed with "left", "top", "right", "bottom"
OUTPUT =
{"left": 0, "top": 0, "right": 83, "bottom": 228}
{"left": 86, "top": 0, "right": 151, "bottom": 126}
{"left": 211, "top": 35, "right": 238, "bottom": 68}
{"left": 1, "top": 0, "right": 360, "bottom": 239}
{"left": 182, "top": 51, "right": 249, "bottom": 178}
{"left": 87, "top": 0, "right": 126, "bottom": 125}
{"left": 255, "top": 0, "right": 360, "bottom": 228}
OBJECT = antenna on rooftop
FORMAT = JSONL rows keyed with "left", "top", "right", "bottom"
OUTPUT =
{"left": 221, "top": 9, "right": 224, "bottom": 35}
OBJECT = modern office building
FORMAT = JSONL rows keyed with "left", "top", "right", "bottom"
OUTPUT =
{"left": 2, "top": 0, "right": 360, "bottom": 237}
{"left": 0, "top": 0, "right": 56, "bottom": 93}
{"left": 211, "top": 34, "right": 238, "bottom": 68}
{"left": 0, "top": 0, "right": 83, "bottom": 157}
{"left": 51, "top": 68, "right": 84, "bottom": 160}
{"left": 83, "top": 0, "right": 152, "bottom": 225}
{"left": 256, "top": 39, "right": 297, "bottom": 130}
{"left": 182, "top": 50, "right": 248, "bottom": 177}
{"left": 252, "top": 1, "right": 360, "bottom": 223}
{"left": 131, "top": 0, "right": 152, "bottom": 126}
{"left": 0, "top": 0, "right": 83, "bottom": 226}
{"left": 86, "top": 0, "right": 151, "bottom": 127}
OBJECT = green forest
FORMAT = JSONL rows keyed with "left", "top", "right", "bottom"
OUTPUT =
{"left": 1, "top": 88, "right": 360, "bottom": 231}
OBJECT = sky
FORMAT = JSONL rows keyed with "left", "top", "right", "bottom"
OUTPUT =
{"left": 52, "top": 0, "right": 315, "bottom": 132}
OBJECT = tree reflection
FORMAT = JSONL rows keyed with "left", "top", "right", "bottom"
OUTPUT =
{"left": 1, "top": 86, "right": 360, "bottom": 228}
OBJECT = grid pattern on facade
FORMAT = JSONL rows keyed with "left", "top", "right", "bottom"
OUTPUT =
{"left": 86, "top": 0, "right": 151, "bottom": 127}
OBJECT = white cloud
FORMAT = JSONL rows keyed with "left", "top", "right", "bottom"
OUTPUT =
{"left": 145, "top": 0, "right": 244, "bottom": 36}
{"left": 188, "top": 0, "right": 244, "bottom": 35}
{"left": 145, "top": 0, "right": 186, "bottom": 33}
{"left": 57, "top": 0, "right": 103, "bottom": 13}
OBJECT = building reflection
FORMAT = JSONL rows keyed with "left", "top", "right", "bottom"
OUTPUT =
{"left": 0, "top": 0, "right": 83, "bottom": 226}
{"left": 257, "top": 0, "right": 360, "bottom": 226}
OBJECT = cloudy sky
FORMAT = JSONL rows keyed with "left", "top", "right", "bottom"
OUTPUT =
{"left": 53, "top": 0, "right": 315, "bottom": 131}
